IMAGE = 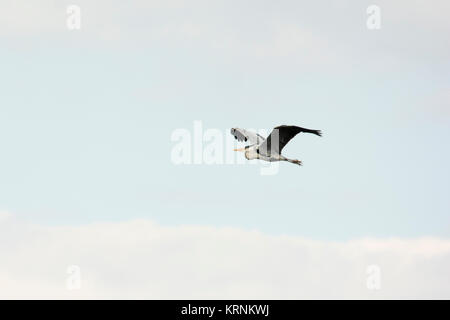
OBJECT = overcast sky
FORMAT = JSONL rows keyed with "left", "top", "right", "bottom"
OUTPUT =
{"left": 0, "top": 0, "right": 449, "bottom": 298}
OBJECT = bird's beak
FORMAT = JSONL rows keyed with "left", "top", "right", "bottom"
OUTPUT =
{"left": 233, "top": 148, "right": 245, "bottom": 152}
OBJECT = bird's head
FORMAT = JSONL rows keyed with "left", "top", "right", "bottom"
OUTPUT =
{"left": 233, "top": 146, "right": 250, "bottom": 159}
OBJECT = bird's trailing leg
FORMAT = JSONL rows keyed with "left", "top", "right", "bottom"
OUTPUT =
{"left": 285, "top": 158, "right": 302, "bottom": 166}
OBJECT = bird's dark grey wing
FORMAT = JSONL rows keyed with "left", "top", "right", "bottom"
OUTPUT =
{"left": 230, "top": 128, "right": 265, "bottom": 145}
{"left": 258, "top": 125, "right": 322, "bottom": 155}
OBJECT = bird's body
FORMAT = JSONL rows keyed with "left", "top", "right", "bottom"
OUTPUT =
{"left": 231, "top": 125, "right": 322, "bottom": 166}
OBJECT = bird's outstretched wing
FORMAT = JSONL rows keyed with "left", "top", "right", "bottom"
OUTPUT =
{"left": 259, "top": 125, "right": 322, "bottom": 155}
{"left": 230, "top": 128, "right": 265, "bottom": 145}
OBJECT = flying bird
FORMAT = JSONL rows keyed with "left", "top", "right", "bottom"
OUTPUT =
{"left": 231, "top": 125, "right": 322, "bottom": 166}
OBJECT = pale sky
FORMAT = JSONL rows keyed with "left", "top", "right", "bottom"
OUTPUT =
{"left": 0, "top": 0, "right": 449, "bottom": 298}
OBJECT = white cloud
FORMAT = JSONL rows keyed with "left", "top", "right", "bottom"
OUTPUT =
{"left": 0, "top": 211, "right": 12, "bottom": 222}
{"left": 2, "top": 0, "right": 450, "bottom": 70}
{"left": 0, "top": 1, "right": 62, "bottom": 36}
{"left": 0, "top": 216, "right": 449, "bottom": 299}
{"left": 424, "top": 88, "right": 450, "bottom": 119}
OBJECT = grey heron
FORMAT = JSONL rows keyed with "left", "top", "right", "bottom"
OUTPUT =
{"left": 231, "top": 125, "right": 322, "bottom": 166}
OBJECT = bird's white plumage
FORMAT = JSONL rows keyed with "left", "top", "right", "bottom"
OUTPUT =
{"left": 230, "top": 125, "right": 322, "bottom": 166}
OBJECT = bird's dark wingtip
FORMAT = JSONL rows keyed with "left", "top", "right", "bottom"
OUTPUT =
{"left": 316, "top": 130, "right": 322, "bottom": 137}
